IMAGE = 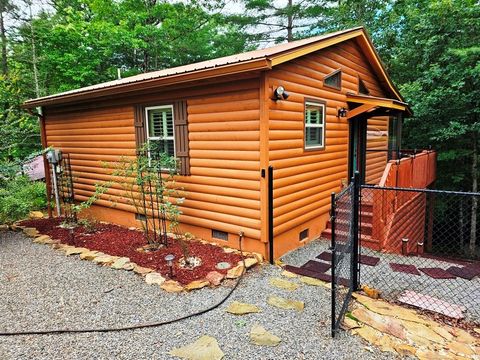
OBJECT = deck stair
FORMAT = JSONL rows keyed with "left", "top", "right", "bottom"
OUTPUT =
{"left": 321, "top": 200, "right": 381, "bottom": 251}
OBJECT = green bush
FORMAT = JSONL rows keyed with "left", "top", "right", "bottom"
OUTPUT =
{"left": 0, "top": 176, "right": 47, "bottom": 224}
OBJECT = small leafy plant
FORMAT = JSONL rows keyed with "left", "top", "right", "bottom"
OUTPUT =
{"left": 0, "top": 176, "right": 48, "bottom": 224}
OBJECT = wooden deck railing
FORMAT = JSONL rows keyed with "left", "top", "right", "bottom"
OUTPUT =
{"left": 370, "top": 150, "right": 436, "bottom": 253}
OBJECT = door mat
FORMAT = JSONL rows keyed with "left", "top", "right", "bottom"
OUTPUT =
{"left": 359, "top": 254, "right": 380, "bottom": 266}
{"left": 389, "top": 263, "right": 421, "bottom": 275}
{"left": 316, "top": 251, "right": 332, "bottom": 262}
{"left": 398, "top": 290, "right": 465, "bottom": 319}
{"left": 446, "top": 266, "right": 480, "bottom": 280}
{"left": 420, "top": 253, "right": 472, "bottom": 266}
{"left": 302, "top": 260, "right": 331, "bottom": 273}
{"left": 283, "top": 265, "right": 331, "bottom": 282}
{"left": 419, "top": 267, "right": 456, "bottom": 279}
{"left": 316, "top": 252, "right": 380, "bottom": 266}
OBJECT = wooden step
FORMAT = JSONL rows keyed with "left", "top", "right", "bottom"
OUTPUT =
{"left": 326, "top": 219, "right": 373, "bottom": 236}
{"left": 321, "top": 228, "right": 380, "bottom": 251}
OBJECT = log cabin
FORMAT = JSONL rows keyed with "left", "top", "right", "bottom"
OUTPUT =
{"left": 24, "top": 27, "right": 436, "bottom": 261}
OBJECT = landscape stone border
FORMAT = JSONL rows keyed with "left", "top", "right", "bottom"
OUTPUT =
{"left": 1, "top": 214, "right": 262, "bottom": 293}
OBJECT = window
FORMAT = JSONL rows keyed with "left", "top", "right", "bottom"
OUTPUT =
{"left": 304, "top": 101, "right": 326, "bottom": 149}
{"left": 324, "top": 70, "right": 341, "bottom": 89}
{"left": 358, "top": 78, "right": 370, "bottom": 95}
{"left": 145, "top": 105, "right": 175, "bottom": 157}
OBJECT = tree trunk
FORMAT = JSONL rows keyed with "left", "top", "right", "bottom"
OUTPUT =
{"left": 286, "top": 0, "right": 293, "bottom": 42}
{"left": 0, "top": 5, "right": 7, "bottom": 75}
{"left": 28, "top": 2, "right": 39, "bottom": 97}
{"left": 470, "top": 132, "right": 478, "bottom": 256}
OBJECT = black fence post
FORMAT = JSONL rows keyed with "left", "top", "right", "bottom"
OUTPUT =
{"left": 330, "top": 191, "right": 337, "bottom": 338}
{"left": 352, "top": 171, "right": 360, "bottom": 291}
{"left": 268, "top": 166, "right": 274, "bottom": 265}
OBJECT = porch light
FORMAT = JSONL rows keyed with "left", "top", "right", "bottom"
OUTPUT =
{"left": 273, "top": 85, "right": 289, "bottom": 100}
{"left": 337, "top": 107, "right": 348, "bottom": 117}
{"left": 165, "top": 254, "right": 175, "bottom": 278}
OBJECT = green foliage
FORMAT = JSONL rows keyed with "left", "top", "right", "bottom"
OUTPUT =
{"left": 0, "top": 176, "right": 47, "bottom": 223}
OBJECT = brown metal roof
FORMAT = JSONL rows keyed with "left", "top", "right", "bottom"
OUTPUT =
{"left": 24, "top": 27, "right": 403, "bottom": 108}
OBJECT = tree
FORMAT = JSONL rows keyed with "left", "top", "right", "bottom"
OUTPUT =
{"left": 390, "top": 0, "right": 480, "bottom": 256}
{"left": 0, "top": 0, "right": 17, "bottom": 75}
{"left": 231, "top": 0, "right": 334, "bottom": 45}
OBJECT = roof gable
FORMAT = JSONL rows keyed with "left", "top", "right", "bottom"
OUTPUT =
{"left": 24, "top": 27, "right": 403, "bottom": 108}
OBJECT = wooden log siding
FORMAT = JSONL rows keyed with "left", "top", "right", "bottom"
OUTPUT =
{"left": 43, "top": 79, "right": 262, "bottom": 240}
{"left": 268, "top": 39, "right": 392, "bottom": 236}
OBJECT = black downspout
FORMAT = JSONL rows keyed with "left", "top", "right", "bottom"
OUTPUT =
{"left": 330, "top": 191, "right": 337, "bottom": 337}
{"left": 268, "top": 166, "right": 274, "bottom": 264}
{"left": 352, "top": 171, "right": 360, "bottom": 291}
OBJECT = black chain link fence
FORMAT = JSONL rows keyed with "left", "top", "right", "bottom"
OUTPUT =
{"left": 359, "top": 185, "right": 480, "bottom": 323}
{"left": 331, "top": 183, "right": 355, "bottom": 336}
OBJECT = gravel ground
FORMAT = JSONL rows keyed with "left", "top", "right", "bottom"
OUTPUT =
{"left": 0, "top": 231, "right": 396, "bottom": 360}
{"left": 281, "top": 238, "right": 480, "bottom": 324}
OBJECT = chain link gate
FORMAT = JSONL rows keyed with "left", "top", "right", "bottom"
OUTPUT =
{"left": 331, "top": 173, "right": 360, "bottom": 337}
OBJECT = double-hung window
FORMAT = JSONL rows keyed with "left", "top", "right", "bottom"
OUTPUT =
{"left": 304, "top": 101, "right": 326, "bottom": 150}
{"left": 145, "top": 105, "right": 175, "bottom": 157}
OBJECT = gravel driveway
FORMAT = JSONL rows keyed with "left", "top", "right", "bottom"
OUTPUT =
{"left": 0, "top": 231, "right": 395, "bottom": 360}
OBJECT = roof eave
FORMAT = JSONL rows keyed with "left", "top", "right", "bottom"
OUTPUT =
{"left": 23, "top": 58, "right": 272, "bottom": 109}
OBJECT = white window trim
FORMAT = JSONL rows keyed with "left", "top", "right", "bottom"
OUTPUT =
{"left": 145, "top": 105, "right": 176, "bottom": 158}
{"left": 304, "top": 101, "right": 326, "bottom": 150}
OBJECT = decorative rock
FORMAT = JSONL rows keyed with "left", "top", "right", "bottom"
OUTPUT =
{"left": 226, "top": 301, "right": 261, "bottom": 315}
{"left": 393, "top": 343, "right": 416, "bottom": 357}
{"left": 161, "top": 280, "right": 184, "bottom": 293}
{"left": 169, "top": 335, "right": 224, "bottom": 360}
{"left": 28, "top": 211, "right": 44, "bottom": 219}
{"left": 215, "top": 262, "right": 231, "bottom": 270}
{"left": 475, "top": 328, "right": 480, "bottom": 335}
{"left": 133, "top": 265, "right": 154, "bottom": 275}
{"left": 145, "top": 272, "right": 166, "bottom": 286}
{"left": 33, "top": 235, "right": 51, "bottom": 244}
{"left": 352, "top": 307, "right": 406, "bottom": 340}
{"left": 64, "top": 247, "right": 89, "bottom": 256}
{"left": 122, "top": 262, "right": 136, "bottom": 271}
{"left": 223, "top": 247, "right": 238, "bottom": 254}
{"left": 281, "top": 270, "right": 298, "bottom": 278}
{"left": 93, "top": 255, "right": 117, "bottom": 265}
{"left": 80, "top": 250, "right": 103, "bottom": 261}
{"left": 111, "top": 257, "right": 131, "bottom": 270}
{"left": 299, "top": 276, "right": 327, "bottom": 287}
{"left": 242, "top": 257, "right": 258, "bottom": 269}
{"left": 342, "top": 316, "right": 360, "bottom": 330}
{"left": 269, "top": 277, "right": 299, "bottom": 291}
{"left": 267, "top": 296, "right": 304, "bottom": 311}
{"left": 0, "top": 224, "right": 9, "bottom": 231}
{"left": 23, "top": 227, "right": 39, "bottom": 237}
{"left": 250, "top": 325, "right": 281, "bottom": 346}
{"left": 252, "top": 252, "right": 264, "bottom": 263}
{"left": 185, "top": 279, "right": 209, "bottom": 291}
{"left": 205, "top": 271, "right": 224, "bottom": 286}
{"left": 226, "top": 264, "right": 244, "bottom": 279}
{"left": 447, "top": 341, "right": 474, "bottom": 356}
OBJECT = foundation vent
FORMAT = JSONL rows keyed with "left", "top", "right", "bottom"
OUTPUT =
{"left": 299, "top": 228, "right": 309, "bottom": 241}
{"left": 212, "top": 229, "right": 228, "bottom": 241}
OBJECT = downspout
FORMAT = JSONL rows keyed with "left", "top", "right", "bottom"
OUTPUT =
{"left": 28, "top": 106, "right": 52, "bottom": 218}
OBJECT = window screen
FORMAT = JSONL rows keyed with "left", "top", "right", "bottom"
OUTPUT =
{"left": 305, "top": 101, "right": 326, "bottom": 149}
{"left": 146, "top": 106, "right": 175, "bottom": 157}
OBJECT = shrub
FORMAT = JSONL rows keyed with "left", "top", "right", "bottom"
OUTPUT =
{"left": 0, "top": 176, "right": 47, "bottom": 224}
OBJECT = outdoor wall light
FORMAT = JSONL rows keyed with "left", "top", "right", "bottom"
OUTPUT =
{"left": 165, "top": 254, "right": 175, "bottom": 278}
{"left": 337, "top": 107, "right": 348, "bottom": 117}
{"left": 273, "top": 85, "right": 289, "bottom": 101}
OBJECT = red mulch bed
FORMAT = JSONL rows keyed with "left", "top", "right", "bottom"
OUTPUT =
{"left": 19, "top": 218, "right": 243, "bottom": 285}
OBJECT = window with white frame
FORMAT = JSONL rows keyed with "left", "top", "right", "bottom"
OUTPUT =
{"left": 145, "top": 105, "right": 175, "bottom": 157}
{"left": 304, "top": 101, "right": 326, "bottom": 149}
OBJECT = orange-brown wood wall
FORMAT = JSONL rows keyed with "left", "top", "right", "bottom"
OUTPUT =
{"left": 266, "top": 39, "right": 391, "bottom": 257}
{"left": 42, "top": 39, "right": 394, "bottom": 259}
{"left": 43, "top": 75, "right": 266, "bottom": 255}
